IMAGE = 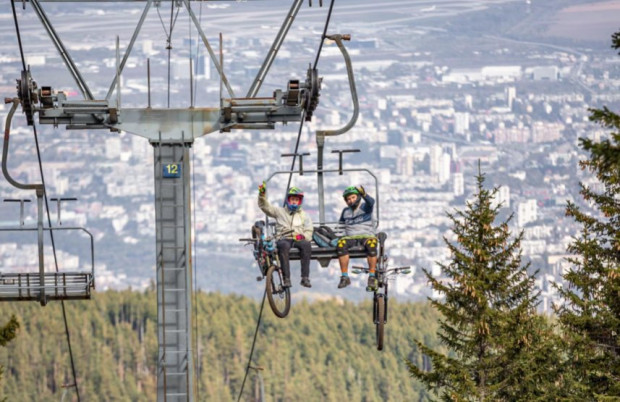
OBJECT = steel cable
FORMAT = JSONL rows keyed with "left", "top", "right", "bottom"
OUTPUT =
{"left": 313, "top": 0, "right": 336, "bottom": 71}
{"left": 284, "top": 0, "right": 335, "bottom": 198}
{"left": 236, "top": 289, "right": 267, "bottom": 402}
{"left": 10, "top": 2, "right": 81, "bottom": 400}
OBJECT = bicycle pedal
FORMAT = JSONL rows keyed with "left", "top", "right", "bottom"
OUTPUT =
{"left": 256, "top": 276, "right": 263, "bottom": 282}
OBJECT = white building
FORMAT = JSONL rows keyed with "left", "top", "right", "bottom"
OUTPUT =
{"left": 454, "top": 112, "right": 470, "bottom": 135}
{"left": 518, "top": 199, "right": 538, "bottom": 227}
{"left": 439, "top": 153, "right": 451, "bottom": 184}
{"left": 505, "top": 86, "right": 516, "bottom": 109}
{"left": 453, "top": 172, "right": 464, "bottom": 196}
{"left": 495, "top": 185, "right": 510, "bottom": 208}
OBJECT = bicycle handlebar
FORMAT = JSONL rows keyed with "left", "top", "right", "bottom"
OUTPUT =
{"left": 240, "top": 227, "right": 295, "bottom": 244}
{"left": 351, "top": 266, "right": 412, "bottom": 275}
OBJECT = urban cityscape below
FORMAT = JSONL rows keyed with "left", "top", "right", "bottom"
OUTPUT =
{"left": 0, "top": 0, "right": 619, "bottom": 310}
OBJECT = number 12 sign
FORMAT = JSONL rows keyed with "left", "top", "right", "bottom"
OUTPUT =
{"left": 163, "top": 163, "right": 181, "bottom": 178}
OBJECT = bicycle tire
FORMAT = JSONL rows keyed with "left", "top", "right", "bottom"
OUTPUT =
{"left": 266, "top": 265, "right": 291, "bottom": 318}
{"left": 376, "top": 295, "right": 385, "bottom": 351}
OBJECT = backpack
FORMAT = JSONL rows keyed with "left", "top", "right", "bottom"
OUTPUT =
{"left": 312, "top": 225, "right": 339, "bottom": 248}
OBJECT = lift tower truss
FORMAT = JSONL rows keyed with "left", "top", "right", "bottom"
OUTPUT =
{"left": 7, "top": 0, "right": 322, "bottom": 400}
{"left": 154, "top": 141, "right": 194, "bottom": 400}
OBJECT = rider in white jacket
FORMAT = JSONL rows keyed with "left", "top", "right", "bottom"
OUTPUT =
{"left": 258, "top": 182, "right": 313, "bottom": 288}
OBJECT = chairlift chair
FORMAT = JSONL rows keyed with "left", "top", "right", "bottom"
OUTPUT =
{"left": 259, "top": 150, "right": 384, "bottom": 267}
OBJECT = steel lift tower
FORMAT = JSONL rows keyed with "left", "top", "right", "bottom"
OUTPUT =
{"left": 5, "top": 0, "right": 324, "bottom": 400}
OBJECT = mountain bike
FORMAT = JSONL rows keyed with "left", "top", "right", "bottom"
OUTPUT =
{"left": 352, "top": 233, "right": 411, "bottom": 351}
{"left": 239, "top": 221, "right": 291, "bottom": 318}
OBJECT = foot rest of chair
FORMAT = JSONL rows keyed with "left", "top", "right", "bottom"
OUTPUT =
{"left": 289, "top": 246, "right": 368, "bottom": 268}
{"left": 0, "top": 272, "right": 94, "bottom": 302}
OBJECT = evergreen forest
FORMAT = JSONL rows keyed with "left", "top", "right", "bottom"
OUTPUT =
{"left": 1, "top": 290, "right": 448, "bottom": 401}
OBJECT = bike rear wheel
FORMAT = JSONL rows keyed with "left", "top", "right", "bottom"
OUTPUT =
{"left": 375, "top": 295, "right": 385, "bottom": 351}
{"left": 266, "top": 265, "right": 291, "bottom": 318}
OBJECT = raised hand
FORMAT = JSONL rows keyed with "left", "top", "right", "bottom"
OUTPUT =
{"left": 258, "top": 181, "right": 266, "bottom": 195}
{"left": 356, "top": 185, "right": 366, "bottom": 197}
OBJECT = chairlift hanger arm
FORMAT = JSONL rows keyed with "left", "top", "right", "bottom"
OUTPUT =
{"left": 316, "top": 34, "right": 357, "bottom": 138}
{"left": 2, "top": 98, "right": 43, "bottom": 192}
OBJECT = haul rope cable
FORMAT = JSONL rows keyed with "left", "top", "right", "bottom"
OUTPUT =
{"left": 236, "top": 289, "right": 268, "bottom": 402}
{"left": 10, "top": 1, "right": 81, "bottom": 400}
{"left": 237, "top": 1, "right": 336, "bottom": 399}
{"left": 283, "top": 0, "right": 334, "bottom": 197}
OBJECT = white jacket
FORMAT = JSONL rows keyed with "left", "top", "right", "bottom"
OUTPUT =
{"left": 258, "top": 193, "right": 313, "bottom": 240}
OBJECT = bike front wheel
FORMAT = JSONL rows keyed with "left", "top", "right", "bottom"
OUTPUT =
{"left": 266, "top": 265, "right": 291, "bottom": 318}
{"left": 375, "top": 295, "right": 385, "bottom": 351}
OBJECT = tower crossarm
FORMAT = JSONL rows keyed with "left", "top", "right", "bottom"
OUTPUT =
{"left": 18, "top": 73, "right": 317, "bottom": 140}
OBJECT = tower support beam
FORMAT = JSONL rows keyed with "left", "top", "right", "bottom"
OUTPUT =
{"left": 153, "top": 141, "right": 195, "bottom": 402}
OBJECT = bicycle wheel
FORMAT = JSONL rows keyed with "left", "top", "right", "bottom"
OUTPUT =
{"left": 376, "top": 295, "right": 385, "bottom": 351}
{"left": 266, "top": 265, "right": 291, "bottom": 318}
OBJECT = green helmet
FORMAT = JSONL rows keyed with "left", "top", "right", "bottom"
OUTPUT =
{"left": 342, "top": 186, "right": 359, "bottom": 199}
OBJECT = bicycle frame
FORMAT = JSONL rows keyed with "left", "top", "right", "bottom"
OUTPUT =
{"left": 352, "top": 253, "right": 411, "bottom": 350}
{"left": 254, "top": 237, "right": 278, "bottom": 277}
{"left": 373, "top": 255, "right": 390, "bottom": 323}
{"left": 241, "top": 221, "right": 291, "bottom": 318}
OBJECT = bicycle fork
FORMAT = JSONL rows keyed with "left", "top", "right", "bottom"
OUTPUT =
{"left": 373, "top": 292, "right": 388, "bottom": 324}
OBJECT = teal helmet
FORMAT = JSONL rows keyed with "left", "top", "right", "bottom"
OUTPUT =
{"left": 286, "top": 187, "right": 304, "bottom": 211}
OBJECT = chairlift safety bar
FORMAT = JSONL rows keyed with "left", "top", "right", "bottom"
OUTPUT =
{"left": 0, "top": 225, "right": 95, "bottom": 280}
{"left": 263, "top": 167, "right": 380, "bottom": 227}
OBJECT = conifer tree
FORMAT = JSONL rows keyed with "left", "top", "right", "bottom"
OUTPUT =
{"left": 556, "top": 31, "right": 620, "bottom": 399}
{"left": 0, "top": 315, "right": 19, "bottom": 400}
{"left": 407, "top": 169, "right": 563, "bottom": 400}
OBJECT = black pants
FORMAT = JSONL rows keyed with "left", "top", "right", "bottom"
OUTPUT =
{"left": 277, "top": 239, "right": 311, "bottom": 279}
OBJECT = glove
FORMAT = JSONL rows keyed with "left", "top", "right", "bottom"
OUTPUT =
{"left": 295, "top": 234, "right": 305, "bottom": 241}
{"left": 258, "top": 181, "right": 266, "bottom": 195}
{"left": 356, "top": 185, "right": 366, "bottom": 197}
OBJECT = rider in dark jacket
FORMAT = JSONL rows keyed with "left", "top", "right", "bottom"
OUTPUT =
{"left": 336, "top": 185, "right": 378, "bottom": 291}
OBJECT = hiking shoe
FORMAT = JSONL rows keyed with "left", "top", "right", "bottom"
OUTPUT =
{"left": 337, "top": 276, "right": 351, "bottom": 289}
{"left": 366, "top": 276, "right": 378, "bottom": 292}
{"left": 300, "top": 277, "right": 312, "bottom": 288}
{"left": 283, "top": 278, "right": 292, "bottom": 288}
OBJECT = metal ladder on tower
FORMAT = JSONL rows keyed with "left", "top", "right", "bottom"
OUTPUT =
{"left": 153, "top": 139, "right": 194, "bottom": 401}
